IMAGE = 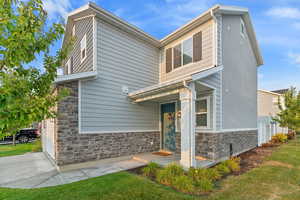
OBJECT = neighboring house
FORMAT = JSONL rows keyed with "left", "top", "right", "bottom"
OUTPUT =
{"left": 42, "top": 3, "right": 263, "bottom": 168}
{"left": 271, "top": 88, "right": 289, "bottom": 95}
{"left": 257, "top": 89, "right": 283, "bottom": 117}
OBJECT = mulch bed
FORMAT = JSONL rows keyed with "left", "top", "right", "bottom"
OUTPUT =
{"left": 234, "top": 143, "right": 280, "bottom": 175}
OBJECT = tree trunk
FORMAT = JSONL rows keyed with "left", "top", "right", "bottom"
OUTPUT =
{"left": 12, "top": 134, "right": 16, "bottom": 146}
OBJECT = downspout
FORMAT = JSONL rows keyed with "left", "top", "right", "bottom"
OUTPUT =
{"left": 210, "top": 8, "right": 218, "bottom": 67}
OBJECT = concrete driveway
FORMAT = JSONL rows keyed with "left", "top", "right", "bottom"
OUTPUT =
{"left": 0, "top": 152, "right": 145, "bottom": 188}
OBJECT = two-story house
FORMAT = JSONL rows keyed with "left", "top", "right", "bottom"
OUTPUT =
{"left": 42, "top": 3, "right": 263, "bottom": 169}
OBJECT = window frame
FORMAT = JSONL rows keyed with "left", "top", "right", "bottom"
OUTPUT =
{"left": 165, "top": 33, "right": 200, "bottom": 73}
{"left": 240, "top": 18, "right": 246, "bottom": 38}
{"left": 72, "top": 25, "right": 76, "bottom": 37}
{"left": 80, "top": 34, "right": 87, "bottom": 63}
{"left": 195, "top": 96, "right": 210, "bottom": 129}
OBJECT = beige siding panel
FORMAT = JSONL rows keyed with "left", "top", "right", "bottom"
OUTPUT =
{"left": 80, "top": 18, "right": 160, "bottom": 133}
{"left": 63, "top": 17, "right": 93, "bottom": 74}
{"left": 160, "top": 19, "right": 214, "bottom": 83}
{"left": 257, "top": 91, "right": 280, "bottom": 117}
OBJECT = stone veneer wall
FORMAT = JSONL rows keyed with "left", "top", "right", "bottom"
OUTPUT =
{"left": 55, "top": 81, "right": 160, "bottom": 166}
{"left": 195, "top": 130, "right": 258, "bottom": 160}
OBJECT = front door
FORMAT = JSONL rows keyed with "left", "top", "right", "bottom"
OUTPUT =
{"left": 161, "top": 103, "right": 176, "bottom": 152}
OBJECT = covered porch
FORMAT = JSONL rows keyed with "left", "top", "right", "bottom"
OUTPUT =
{"left": 128, "top": 66, "right": 222, "bottom": 168}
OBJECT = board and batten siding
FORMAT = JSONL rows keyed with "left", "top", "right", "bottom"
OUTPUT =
{"left": 80, "top": 18, "right": 160, "bottom": 133}
{"left": 160, "top": 19, "right": 214, "bottom": 83}
{"left": 63, "top": 17, "right": 94, "bottom": 74}
{"left": 222, "top": 15, "right": 257, "bottom": 129}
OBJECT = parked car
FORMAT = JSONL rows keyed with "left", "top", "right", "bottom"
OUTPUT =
{"left": 2, "top": 129, "right": 39, "bottom": 143}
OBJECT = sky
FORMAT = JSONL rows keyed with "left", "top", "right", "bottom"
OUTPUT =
{"left": 42, "top": 0, "right": 300, "bottom": 91}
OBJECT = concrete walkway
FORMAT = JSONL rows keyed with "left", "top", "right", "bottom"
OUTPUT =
{"left": 0, "top": 153, "right": 145, "bottom": 189}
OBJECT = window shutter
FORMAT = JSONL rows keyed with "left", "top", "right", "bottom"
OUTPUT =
{"left": 166, "top": 48, "right": 172, "bottom": 73}
{"left": 173, "top": 44, "right": 182, "bottom": 69}
{"left": 193, "top": 31, "right": 202, "bottom": 62}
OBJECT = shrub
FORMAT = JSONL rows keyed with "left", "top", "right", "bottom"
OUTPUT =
{"left": 172, "top": 175, "right": 195, "bottom": 194}
{"left": 287, "top": 131, "right": 295, "bottom": 140}
{"left": 224, "top": 157, "right": 241, "bottom": 173}
{"left": 142, "top": 162, "right": 160, "bottom": 178}
{"left": 156, "top": 163, "right": 184, "bottom": 185}
{"left": 195, "top": 178, "right": 213, "bottom": 192}
{"left": 272, "top": 133, "right": 288, "bottom": 143}
{"left": 215, "top": 163, "right": 231, "bottom": 176}
{"left": 188, "top": 168, "right": 221, "bottom": 182}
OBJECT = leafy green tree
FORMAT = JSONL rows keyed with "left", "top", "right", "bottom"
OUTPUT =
{"left": 273, "top": 87, "right": 300, "bottom": 131}
{"left": 0, "top": 0, "right": 71, "bottom": 138}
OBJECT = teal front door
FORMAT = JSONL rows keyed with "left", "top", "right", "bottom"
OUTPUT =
{"left": 161, "top": 103, "right": 176, "bottom": 152}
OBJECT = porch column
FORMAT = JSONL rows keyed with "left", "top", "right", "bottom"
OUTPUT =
{"left": 180, "top": 82, "right": 196, "bottom": 168}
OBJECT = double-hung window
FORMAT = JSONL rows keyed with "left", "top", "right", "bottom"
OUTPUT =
{"left": 182, "top": 38, "right": 193, "bottom": 65}
{"left": 196, "top": 97, "right": 210, "bottom": 128}
{"left": 80, "top": 34, "right": 87, "bottom": 62}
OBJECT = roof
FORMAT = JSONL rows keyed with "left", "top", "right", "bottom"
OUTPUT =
{"left": 258, "top": 89, "right": 282, "bottom": 96}
{"left": 55, "top": 71, "right": 97, "bottom": 83}
{"left": 63, "top": 3, "right": 263, "bottom": 66}
{"left": 271, "top": 89, "right": 289, "bottom": 94}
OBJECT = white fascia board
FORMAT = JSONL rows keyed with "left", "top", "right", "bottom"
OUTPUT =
{"left": 258, "top": 89, "right": 282, "bottom": 96}
{"left": 191, "top": 65, "right": 223, "bottom": 81}
{"left": 55, "top": 71, "right": 97, "bottom": 83}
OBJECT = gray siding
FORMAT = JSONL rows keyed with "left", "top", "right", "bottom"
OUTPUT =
{"left": 222, "top": 15, "right": 257, "bottom": 129}
{"left": 80, "top": 18, "right": 160, "bottom": 133}
{"left": 63, "top": 17, "right": 94, "bottom": 74}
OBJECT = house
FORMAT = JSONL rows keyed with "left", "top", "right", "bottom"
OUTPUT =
{"left": 258, "top": 89, "right": 283, "bottom": 117}
{"left": 42, "top": 3, "right": 263, "bottom": 169}
{"left": 271, "top": 88, "right": 289, "bottom": 95}
{"left": 257, "top": 89, "right": 287, "bottom": 145}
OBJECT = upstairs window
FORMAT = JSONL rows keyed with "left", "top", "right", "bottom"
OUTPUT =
{"left": 196, "top": 97, "right": 210, "bottom": 128}
{"left": 80, "top": 34, "right": 87, "bottom": 62}
{"left": 72, "top": 25, "right": 76, "bottom": 36}
{"left": 65, "top": 58, "right": 72, "bottom": 74}
{"left": 165, "top": 31, "right": 202, "bottom": 73}
{"left": 240, "top": 19, "right": 245, "bottom": 37}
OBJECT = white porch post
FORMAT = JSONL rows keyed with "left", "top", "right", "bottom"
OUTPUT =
{"left": 180, "top": 82, "right": 196, "bottom": 168}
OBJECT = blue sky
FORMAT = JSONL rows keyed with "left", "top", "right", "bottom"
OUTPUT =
{"left": 43, "top": 0, "right": 300, "bottom": 91}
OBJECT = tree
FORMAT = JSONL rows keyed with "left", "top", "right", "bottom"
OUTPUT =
{"left": 0, "top": 0, "right": 71, "bottom": 138}
{"left": 273, "top": 87, "right": 300, "bottom": 131}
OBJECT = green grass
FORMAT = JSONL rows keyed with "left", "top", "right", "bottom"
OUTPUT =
{"left": 1, "top": 138, "right": 300, "bottom": 200}
{"left": 0, "top": 139, "right": 42, "bottom": 157}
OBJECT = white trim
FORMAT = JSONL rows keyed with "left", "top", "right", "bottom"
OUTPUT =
{"left": 213, "top": 89, "right": 217, "bottom": 131}
{"left": 192, "top": 65, "right": 223, "bottom": 81}
{"left": 93, "top": 16, "right": 97, "bottom": 72}
{"left": 220, "top": 71, "right": 223, "bottom": 129}
{"left": 73, "top": 14, "right": 95, "bottom": 22}
{"left": 195, "top": 128, "right": 258, "bottom": 133}
{"left": 196, "top": 96, "right": 210, "bottom": 129}
{"left": 258, "top": 89, "right": 281, "bottom": 96}
{"left": 78, "top": 80, "right": 82, "bottom": 133}
{"left": 65, "top": 59, "right": 71, "bottom": 74}
{"left": 80, "top": 130, "right": 160, "bottom": 134}
{"left": 55, "top": 71, "right": 97, "bottom": 83}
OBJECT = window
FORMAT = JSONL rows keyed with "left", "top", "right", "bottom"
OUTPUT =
{"left": 72, "top": 25, "right": 76, "bottom": 36}
{"left": 80, "top": 34, "right": 87, "bottom": 62}
{"left": 182, "top": 38, "right": 193, "bottom": 65}
{"left": 240, "top": 19, "right": 245, "bottom": 37}
{"left": 165, "top": 31, "right": 202, "bottom": 73}
{"left": 196, "top": 97, "right": 210, "bottom": 128}
{"left": 65, "top": 58, "right": 72, "bottom": 74}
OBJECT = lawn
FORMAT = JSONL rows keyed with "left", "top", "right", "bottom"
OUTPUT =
{"left": 0, "top": 138, "right": 300, "bottom": 200}
{"left": 0, "top": 139, "right": 42, "bottom": 157}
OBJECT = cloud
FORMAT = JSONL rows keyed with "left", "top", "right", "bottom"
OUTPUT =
{"left": 43, "top": 0, "right": 73, "bottom": 20}
{"left": 266, "top": 7, "right": 300, "bottom": 19}
{"left": 293, "top": 22, "right": 300, "bottom": 29}
{"left": 288, "top": 52, "right": 300, "bottom": 66}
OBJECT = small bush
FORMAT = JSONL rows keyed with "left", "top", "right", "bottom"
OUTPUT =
{"left": 195, "top": 178, "right": 213, "bottom": 192}
{"left": 287, "top": 132, "right": 295, "bottom": 140}
{"left": 272, "top": 133, "right": 288, "bottom": 143}
{"left": 188, "top": 167, "right": 221, "bottom": 182}
{"left": 224, "top": 157, "right": 241, "bottom": 173}
{"left": 172, "top": 175, "right": 195, "bottom": 194}
{"left": 156, "top": 163, "right": 184, "bottom": 185}
{"left": 142, "top": 162, "right": 160, "bottom": 178}
{"left": 215, "top": 163, "right": 231, "bottom": 176}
